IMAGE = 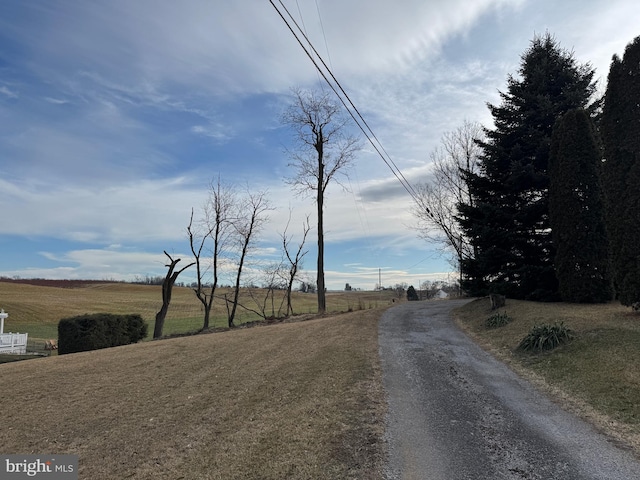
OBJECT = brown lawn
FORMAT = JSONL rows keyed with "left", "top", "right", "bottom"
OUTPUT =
{"left": 0, "top": 310, "right": 386, "bottom": 479}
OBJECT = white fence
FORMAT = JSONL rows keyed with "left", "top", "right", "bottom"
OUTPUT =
{"left": 0, "top": 333, "right": 28, "bottom": 354}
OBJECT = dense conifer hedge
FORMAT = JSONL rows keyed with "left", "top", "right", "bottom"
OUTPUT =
{"left": 548, "top": 109, "right": 613, "bottom": 302}
{"left": 602, "top": 35, "right": 640, "bottom": 306}
{"left": 58, "top": 313, "right": 148, "bottom": 355}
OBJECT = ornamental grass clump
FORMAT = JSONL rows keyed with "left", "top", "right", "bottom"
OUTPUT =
{"left": 518, "top": 322, "right": 574, "bottom": 352}
{"left": 485, "top": 311, "right": 512, "bottom": 329}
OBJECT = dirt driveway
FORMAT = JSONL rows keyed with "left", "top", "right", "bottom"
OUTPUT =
{"left": 379, "top": 300, "right": 640, "bottom": 480}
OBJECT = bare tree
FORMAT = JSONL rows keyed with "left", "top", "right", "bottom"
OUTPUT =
{"left": 282, "top": 88, "right": 360, "bottom": 313}
{"left": 412, "top": 120, "right": 484, "bottom": 291}
{"left": 280, "top": 212, "right": 311, "bottom": 317}
{"left": 226, "top": 188, "right": 272, "bottom": 327}
{"left": 187, "top": 209, "right": 215, "bottom": 331}
{"left": 244, "top": 262, "right": 287, "bottom": 320}
{"left": 189, "top": 178, "right": 235, "bottom": 331}
{"left": 153, "top": 251, "right": 195, "bottom": 339}
{"left": 393, "top": 283, "right": 408, "bottom": 301}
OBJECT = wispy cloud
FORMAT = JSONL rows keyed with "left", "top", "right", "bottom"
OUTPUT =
{"left": 43, "top": 97, "right": 68, "bottom": 105}
{"left": 0, "top": 86, "right": 18, "bottom": 98}
{"left": 190, "top": 124, "right": 233, "bottom": 143}
{"left": 35, "top": 247, "right": 173, "bottom": 281}
{"left": 0, "top": 176, "right": 204, "bottom": 243}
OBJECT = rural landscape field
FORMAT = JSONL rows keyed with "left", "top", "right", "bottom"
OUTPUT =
{"left": 0, "top": 279, "right": 399, "bottom": 350}
{"left": 2, "top": 280, "right": 640, "bottom": 478}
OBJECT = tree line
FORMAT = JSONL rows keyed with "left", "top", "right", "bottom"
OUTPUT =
{"left": 153, "top": 89, "right": 358, "bottom": 337}
{"left": 414, "top": 33, "right": 640, "bottom": 306}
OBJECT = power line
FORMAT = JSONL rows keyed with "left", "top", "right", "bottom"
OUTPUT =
{"left": 305, "top": 3, "right": 375, "bottom": 246}
{"left": 314, "top": 0, "right": 333, "bottom": 71}
{"left": 294, "top": 0, "right": 322, "bottom": 85}
{"left": 294, "top": 0, "right": 307, "bottom": 34}
{"left": 269, "top": 0, "right": 424, "bottom": 207}
{"left": 280, "top": 0, "right": 420, "bottom": 200}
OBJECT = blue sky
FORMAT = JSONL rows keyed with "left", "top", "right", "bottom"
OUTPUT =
{"left": 0, "top": 1, "right": 637, "bottom": 290}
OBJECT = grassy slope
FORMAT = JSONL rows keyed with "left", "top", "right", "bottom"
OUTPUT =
{"left": 0, "top": 310, "right": 386, "bottom": 480}
{"left": 453, "top": 297, "right": 640, "bottom": 454}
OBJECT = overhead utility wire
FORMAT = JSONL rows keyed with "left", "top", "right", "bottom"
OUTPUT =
{"left": 307, "top": 2, "right": 377, "bottom": 252}
{"left": 269, "top": 0, "right": 423, "bottom": 206}
{"left": 314, "top": 0, "right": 333, "bottom": 70}
{"left": 294, "top": 0, "right": 323, "bottom": 85}
{"left": 274, "top": 0, "right": 419, "bottom": 201}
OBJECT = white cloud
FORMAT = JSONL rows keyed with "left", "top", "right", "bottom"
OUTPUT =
{"left": 292, "top": 0, "right": 523, "bottom": 73}
{"left": 190, "top": 124, "right": 232, "bottom": 143}
{"left": 1, "top": 248, "right": 172, "bottom": 282}
{"left": 0, "top": 86, "right": 18, "bottom": 98}
{"left": 43, "top": 97, "right": 68, "bottom": 105}
{"left": 4, "top": 0, "right": 523, "bottom": 99}
{"left": 0, "top": 176, "right": 205, "bottom": 243}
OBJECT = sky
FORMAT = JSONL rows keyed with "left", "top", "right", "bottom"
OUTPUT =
{"left": 0, "top": 1, "right": 637, "bottom": 291}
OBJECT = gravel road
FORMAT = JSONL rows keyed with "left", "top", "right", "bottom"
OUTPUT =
{"left": 379, "top": 300, "right": 640, "bottom": 480}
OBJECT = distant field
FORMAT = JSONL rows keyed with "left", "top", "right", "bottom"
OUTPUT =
{"left": 453, "top": 297, "right": 640, "bottom": 455}
{"left": 0, "top": 280, "right": 398, "bottom": 346}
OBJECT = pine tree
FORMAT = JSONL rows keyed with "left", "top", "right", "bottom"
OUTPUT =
{"left": 548, "top": 109, "right": 612, "bottom": 303}
{"left": 458, "top": 33, "right": 598, "bottom": 300}
{"left": 601, "top": 35, "right": 640, "bottom": 306}
{"left": 406, "top": 285, "right": 419, "bottom": 301}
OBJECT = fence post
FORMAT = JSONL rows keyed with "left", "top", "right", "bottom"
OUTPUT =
{"left": 0, "top": 309, "right": 7, "bottom": 335}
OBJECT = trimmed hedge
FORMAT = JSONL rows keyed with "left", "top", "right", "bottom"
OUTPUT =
{"left": 58, "top": 313, "right": 148, "bottom": 355}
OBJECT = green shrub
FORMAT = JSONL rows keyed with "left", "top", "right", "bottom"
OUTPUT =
{"left": 485, "top": 311, "right": 512, "bottom": 328}
{"left": 517, "top": 322, "right": 574, "bottom": 352}
{"left": 126, "top": 314, "right": 148, "bottom": 343}
{"left": 58, "top": 313, "right": 148, "bottom": 355}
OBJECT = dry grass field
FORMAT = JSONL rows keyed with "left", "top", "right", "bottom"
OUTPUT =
{"left": 453, "top": 297, "right": 640, "bottom": 455}
{"left": 0, "top": 279, "right": 397, "bottom": 347}
{"left": 0, "top": 308, "right": 386, "bottom": 479}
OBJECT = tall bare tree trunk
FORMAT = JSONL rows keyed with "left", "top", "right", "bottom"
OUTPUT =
{"left": 282, "top": 88, "right": 360, "bottom": 315}
{"left": 316, "top": 142, "right": 326, "bottom": 314}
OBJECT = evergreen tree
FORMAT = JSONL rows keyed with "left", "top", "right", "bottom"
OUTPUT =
{"left": 406, "top": 285, "right": 419, "bottom": 301}
{"left": 601, "top": 36, "right": 640, "bottom": 306}
{"left": 548, "top": 109, "right": 612, "bottom": 303}
{"left": 458, "top": 33, "right": 598, "bottom": 300}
